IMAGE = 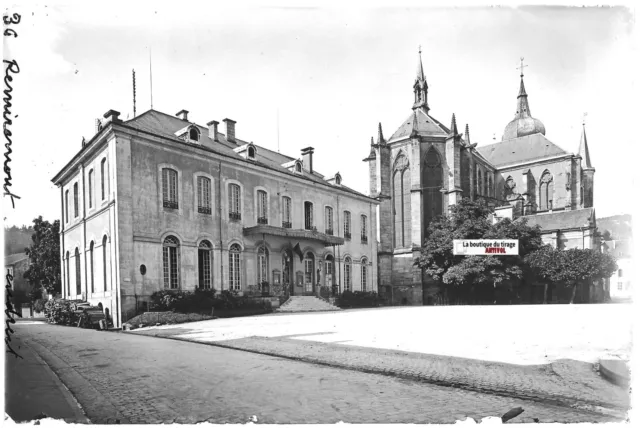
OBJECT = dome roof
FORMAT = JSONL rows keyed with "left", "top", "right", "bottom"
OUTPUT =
{"left": 502, "top": 74, "right": 546, "bottom": 140}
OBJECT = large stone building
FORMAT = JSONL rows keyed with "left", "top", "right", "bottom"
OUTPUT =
{"left": 364, "top": 52, "right": 598, "bottom": 305}
{"left": 52, "top": 109, "right": 378, "bottom": 327}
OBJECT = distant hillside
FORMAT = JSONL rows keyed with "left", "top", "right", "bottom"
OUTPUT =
{"left": 597, "top": 214, "right": 633, "bottom": 240}
{"left": 4, "top": 226, "right": 34, "bottom": 256}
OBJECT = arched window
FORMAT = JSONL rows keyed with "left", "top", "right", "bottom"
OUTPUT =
{"left": 65, "top": 251, "right": 70, "bottom": 296}
{"left": 88, "top": 170, "right": 93, "bottom": 209}
{"left": 360, "top": 214, "right": 368, "bottom": 243}
{"left": 257, "top": 190, "right": 268, "bottom": 224}
{"left": 343, "top": 211, "right": 351, "bottom": 240}
{"left": 423, "top": 149, "right": 443, "bottom": 230}
{"left": 229, "top": 244, "right": 242, "bottom": 290}
{"left": 101, "top": 158, "right": 107, "bottom": 200}
{"left": 258, "top": 246, "right": 269, "bottom": 284}
{"left": 163, "top": 235, "right": 180, "bottom": 289}
{"left": 229, "top": 183, "right": 241, "bottom": 220}
{"left": 344, "top": 256, "right": 352, "bottom": 291}
{"left": 162, "top": 168, "right": 179, "bottom": 209}
{"left": 248, "top": 146, "right": 255, "bottom": 159}
{"left": 189, "top": 127, "right": 199, "bottom": 141}
{"left": 580, "top": 185, "right": 584, "bottom": 206}
{"left": 540, "top": 171, "right": 554, "bottom": 211}
{"left": 295, "top": 162, "right": 302, "bottom": 173}
{"left": 198, "top": 240, "right": 212, "bottom": 289}
{"left": 304, "top": 201, "right": 313, "bottom": 230}
{"left": 197, "top": 176, "right": 211, "bottom": 214}
{"left": 476, "top": 167, "right": 482, "bottom": 196}
{"left": 89, "top": 241, "right": 95, "bottom": 293}
{"left": 392, "top": 153, "right": 410, "bottom": 248}
{"left": 282, "top": 196, "right": 292, "bottom": 228}
{"left": 73, "top": 183, "right": 79, "bottom": 218}
{"left": 360, "top": 257, "right": 368, "bottom": 291}
{"left": 75, "top": 247, "right": 81, "bottom": 295}
{"left": 484, "top": 171, "right": 489, "bottom": 197}
{"left": 102, "top": 235, "right": 108, "bottom": 291}
{"left": 488, "top": 174, "right": 493, "bottom": 198}
{"left": 325, "top": 206, "right": 333, "bottom": 235}
{"left": 461, "top": 153, "right": 470, "bottom": 199}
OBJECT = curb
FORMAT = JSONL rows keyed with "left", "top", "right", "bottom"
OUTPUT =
{"left": 599, "top": 359, "right": 630, "bottom": 388}
{"left": 126, "top": 331, "right": 627, "bottom": 418}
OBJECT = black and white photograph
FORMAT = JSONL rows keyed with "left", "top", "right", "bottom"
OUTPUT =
{"left": 3, "top": 1, "right": 636, "bottom": 425}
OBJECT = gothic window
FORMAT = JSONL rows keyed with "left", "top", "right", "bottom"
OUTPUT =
{"left": 325, "top": 206, "right": 333, "bottom": 235}
{"left": 101, "top": 158, "right": 107, "bottom": 200}
{"left": 539, "top": 171, "right": 554, "bottom": 211}
{"left": 476, "top": 167, "right": 482, "bottom": 196}
{"left": 304, "top": 202, "right": 314, "bottom": 230}
{"left": 229, "top": 244, "right": 242, "bottom": 290}
{"left": 461, "top": 152, "right": 470, "bottom": 199}
{"left": 89, "top": 241, "right": 94, "bottom": 293}
{"left": 229, "top": 183, "right": 241, "bottom": 220}
{"left": 73, "top": 183, "right": 79, "bottom": 218}
{"left": 258, "top": 246, "right": 269, "bottom": 284}
{"left": 197, "top": 176, "right": 212, "bottom": 214}
{"left": 422, "top": 148, "right": 443, "bottom": 230}
{"left": 102, "top": 235, "right": 108, "bottom": 291}
{"left": 88, "top": 170, "right": 93, "bottom": 209}
{"left": 484, "top": 171, "right": 489, "bottom": 197}
{"left": 198, "top": 240, "right": 213, "bottom": 289}
{"left": 360, "top": 257, "right": 368, "bottom": 291}
{"left": 580, "top": 185, "right": 584, "bottom": 206}
{"left": 343, "top": 211, "right": 351, "bottom": 240}
{"left": 257, "top": 190, "right": 268, "bottom": 224}
{"left": 162, "top": 168, "right": 179, "bottom": 209}
{"left": 488, "top": 175, "right": 493, "bottom": 198}
{"left": 360, "top": 215, "right": 368, "bottom": 243}
{"left": 344, "top": 256, "right": 352, "bottom": 291}
{"left": 392, "top": 152, "right": 411, "bottom": 248}
{"left": 282, "top": 196, "right": 292, "bottom": 228}
{"left": 163, "top": 235, "right": 180, "bottom": 289}
{"left": 75, "top": 247, "right": 81, "bottom": 295}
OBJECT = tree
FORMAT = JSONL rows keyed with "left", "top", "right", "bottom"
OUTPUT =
{"left": 23, "top": 217, "right": 61, "bottom": 295}
{"left": 415, "top": 198, "right": 543, "bottom": 304}
{"left": 525, "top": 246, "right": 618, "bottom": 304}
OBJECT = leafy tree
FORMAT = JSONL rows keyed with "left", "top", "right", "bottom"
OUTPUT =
{"left": 23, "top": 217, "right": 61, "bottom": 295}
{"left": 415, "top": 198, "right": 543, "bottom": 303}
{"left": 525, "top": 246, "right": 617, "bottom": 304}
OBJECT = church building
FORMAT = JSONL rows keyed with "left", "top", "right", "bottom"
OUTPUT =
{"left": 364, "top": 51, "right": 598, "bottom": 305}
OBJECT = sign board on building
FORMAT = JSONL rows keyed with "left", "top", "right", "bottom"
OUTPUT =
{"left": 453, "top": 239, "right": 519, "bottom": 256}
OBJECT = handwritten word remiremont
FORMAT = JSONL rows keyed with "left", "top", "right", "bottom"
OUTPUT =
{"left": 3, "top": 59, "right": 20, "bottom": 208}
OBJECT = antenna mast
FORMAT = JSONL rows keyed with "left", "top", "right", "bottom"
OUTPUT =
{"left": 132, "top": 69, "right": 137, "bottom": 117}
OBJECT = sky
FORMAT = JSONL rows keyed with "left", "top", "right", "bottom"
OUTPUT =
{"left": 2, "top": 2, "right": 637, "bottom": 228}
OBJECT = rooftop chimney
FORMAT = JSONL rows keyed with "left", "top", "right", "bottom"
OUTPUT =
{"left": 223, "top": 118, "right": 236, "bottom": 143}
{"left": 301, "top": 147, "right": 314, "bottom": 173}
{"left": 207, "top": 120, "right": 219, "bottom": 141}
{"left": 103, "top": 109, "right": 121, "bottom": 124}
{"left": 176, "top": 109, "right": 189, "bottom": 121}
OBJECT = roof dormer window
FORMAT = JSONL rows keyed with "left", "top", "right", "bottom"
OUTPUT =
{"left": 335, "top": 172, "right": 342, "bottom": 186}
{"left": 295, "top": 161, "right": 302, "bottom": 174}
{"left": 248, "top": 145, "right": 256, "bottom": 159}
{"left": 189, "top": 127, "right": 200, "bottom": 142}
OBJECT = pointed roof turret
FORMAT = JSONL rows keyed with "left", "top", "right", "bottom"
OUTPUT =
{"left": 464, "top": 123, "right": 471, "bottom": 145}
{"left": 502, "top": 58, "right": 546, "bottom": 140}
{"left": 449, "top": 113, "right": 458, "bottom": 137}
{"left": 363, "top": 136, "right": 376, "bottom": 162}
{"left": 377, "top": 122, "right": 385, "bottom": 145}
{"left": 412, "top": 46, "right": 429, "bottom": 112}
{"left": 578, "top": 123, "right": 593, "bottom": 169}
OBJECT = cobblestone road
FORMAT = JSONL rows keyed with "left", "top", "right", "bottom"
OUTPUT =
{"left": 17, "top": 322, "right": 624, "bottom": 424}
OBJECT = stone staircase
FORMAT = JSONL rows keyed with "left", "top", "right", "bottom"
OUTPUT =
{"left": 276, "top": 296, "right": 341, "bottom": 313}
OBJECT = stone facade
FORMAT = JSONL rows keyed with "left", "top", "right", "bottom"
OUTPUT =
{"left": 365, "top": 52, "right": 598, "bottom": 305}
{"left": 53, "top": 110, "right": 378, "bottom": 327}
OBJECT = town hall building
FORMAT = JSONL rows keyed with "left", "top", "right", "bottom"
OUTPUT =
{"left": 364, "top": 52, "right": 598, "bottom": 305}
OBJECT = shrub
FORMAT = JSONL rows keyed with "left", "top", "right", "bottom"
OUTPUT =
{"left": 336, "top": 291, "right": 384, "bottom": 308}
{"left": 33, "top": 298, "right": 47, "bottom": 313}
{"left": 44, "top": 298, "right": 81, "bottom": 325}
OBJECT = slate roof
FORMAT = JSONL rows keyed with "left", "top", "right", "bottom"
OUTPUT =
{"left": 124, "top": 110, "right": 369, "bottom": 198}
{"left": 476, "top": 133, "right": 569, "bottom": 168}
{"left": 520, "top": 207, "right": 595, "bottom": 232}
{"left": 388, "top": 108, "right": 450, "bottom": 142}
{"left": 5, "top": 253, "right": 28, "bottom": 266}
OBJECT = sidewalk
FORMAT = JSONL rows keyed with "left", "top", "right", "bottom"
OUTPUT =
{"left": 132, "top": 329, "right": 630, "bottom": 418}
{"left": 5, "top": 322, "right": 89, "bottom": 423}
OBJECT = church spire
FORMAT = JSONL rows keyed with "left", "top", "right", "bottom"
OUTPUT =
{"left": 516, "top": 73, "right": 532, "bottom": 118}
{"left": 377, "top": 122, "right": 385, "bottom": 145}
{"left": 578, "top": 122, "right": 593, "bottom": 169}
{"left": 412, "top": 46, "right": 429, "bottom": 112}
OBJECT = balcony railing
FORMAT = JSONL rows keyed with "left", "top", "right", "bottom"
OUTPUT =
{"left": 229, "top": 211, "right": 242, "bottom": 221}
{"left": 257, "top": 216, "right": 268, "bottom": 225}
{"left": 198, "top": 206, "right": 211, "bottom": 215}
{"left": 282, "top": 221, "right": 292, "bottom": 229}
{"left": 163, "top": 200, "right": 178, "bottom": 209}
{"left": 325, "top": 229, "right": 334, "bottom": 236}
{"left": 345, "top": 232, "right": 351, "bottom": 240}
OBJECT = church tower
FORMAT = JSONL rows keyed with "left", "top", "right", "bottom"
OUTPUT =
{"left": 413, "top": 48, "right": 429, "bottom": 112}
{"left": 578, "top": 123, "right": 595, "bottom": 208}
